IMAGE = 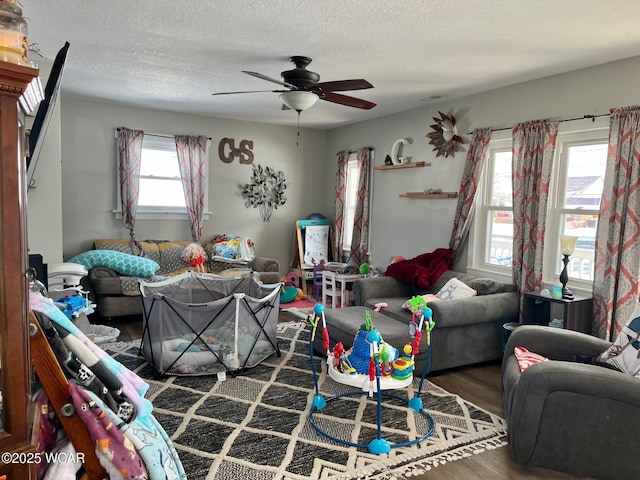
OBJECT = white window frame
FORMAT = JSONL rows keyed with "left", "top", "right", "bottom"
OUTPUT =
{"left": 468, "top": 117, "right": 609, "bottom": 292}
{"left": 114, "top": 135, "right": 211, "bottom": 221}
{"left": 468, "top": 132, "right": 513, "bottom": 282}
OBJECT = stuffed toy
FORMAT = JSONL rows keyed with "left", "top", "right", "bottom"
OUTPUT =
{"left": 280, "top": 278, "right": 308, "bottom": 303}
{"left": 182, "top": 243, "right": 208, "bottom": 273}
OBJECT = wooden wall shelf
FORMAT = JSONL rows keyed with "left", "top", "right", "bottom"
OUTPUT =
{"left": 399, "top": 191, "right": 458, "bottom": 198}
{"left": 375, "top": 162, "right": 428, "bottom": 170}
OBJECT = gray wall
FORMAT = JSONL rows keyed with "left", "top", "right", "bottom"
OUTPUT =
{"left": 30, "top": 97, "right": 328, "bottom": 272}
{"left": 26, "top": 60, "right": 64, "bottom": 265}
{"left": 28, "top": 54, "right": 640, "bottom": 276}
{"left": 325, "top": 55, "right": 640, "bottom": 271}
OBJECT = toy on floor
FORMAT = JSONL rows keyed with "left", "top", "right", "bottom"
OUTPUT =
{"left": 308, "top": 298, "right": 436, "bottom": 454}
{"left": 54, "top": 293, "right": 87, "bottom": 319}
{"left": 182, "top": 242, "right": 208, "bottom": 273}
{"left": 279, "top": 277, "right": 307, "bottom": 303}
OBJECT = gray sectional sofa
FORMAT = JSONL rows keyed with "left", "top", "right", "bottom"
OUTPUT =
{"left": 314, "top": 270, "right": 520, "bottom": 373}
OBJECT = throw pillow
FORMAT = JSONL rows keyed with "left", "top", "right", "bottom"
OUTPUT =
{"left": 94, "top": 238, "right": 162, "bottom": 264}
{"left": 464, "top": 277, "right": 505, "bottom": 295}
{"left": 68, "top": 250, "right": 160, "bottom": 278}
{"left": 436, "top": 277, "right": 477, "bottom": 300}
{"left": 598, "top": 302, "right": 640, "bottom": 377}
{"left": 514, "top": 346, "right": 549, "bottom": 372}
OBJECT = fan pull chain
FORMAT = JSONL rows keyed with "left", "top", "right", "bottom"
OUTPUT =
{"left": 296, "top": 111, "right": 301, "bottom": 147}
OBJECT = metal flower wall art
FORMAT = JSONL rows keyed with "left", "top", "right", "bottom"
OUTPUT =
{"left": 426, "top": 111, "right": 464, "bottom": 158}
{"left": 240, "top": 164, "right": 287, "bottom": 222}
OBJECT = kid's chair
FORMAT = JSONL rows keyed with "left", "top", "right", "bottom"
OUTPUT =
{"left": 322, "top": 270, "right": 343, "bottom": 308}
{"left": 312, "top": 262, "right": 325, "bottom": 301}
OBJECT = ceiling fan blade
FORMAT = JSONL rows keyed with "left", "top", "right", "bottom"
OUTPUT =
{"left": 242, "top": 70, "right": 295, "bottom": 88}
{"left": 211, "top": 89, "right": 283, "bottom": 96}
{"left": 315, "top": 79, "right": 373, "bottom": 92}
{"left": 321, "top": 92, "right": 376, "bottom": 110}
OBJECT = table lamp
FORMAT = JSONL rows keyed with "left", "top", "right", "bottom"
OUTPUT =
{"left": 559, "top": 235, "right": 579, "bottom": 300}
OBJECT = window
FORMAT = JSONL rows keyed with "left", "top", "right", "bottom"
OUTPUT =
{"left": 470, "top": 137, "right": 513, "bottom": 274}
{"left": 342, "top": 153, "right": 360, "bottom": 251}
{"left": 486, "top": 147, "right": 513, "bottom": 267}
{"left": 469, "top": 118, "right": 608, "bottom": 291}
{"left": 547, "top": 136, "right": 607, "bottom": 285}
{"left": 138, "top": 138, "right": 186, "bottom": 210}
{"left": 115, "top": 135, "right": 210, "bottom": 220}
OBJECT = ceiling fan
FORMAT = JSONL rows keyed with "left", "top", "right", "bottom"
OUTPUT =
{"left": 212, "top": 56, "right": 376, "bottom": 112}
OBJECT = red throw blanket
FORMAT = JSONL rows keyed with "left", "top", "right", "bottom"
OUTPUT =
{"left": 385, "top": 248, "right": 454, "bottom": 290}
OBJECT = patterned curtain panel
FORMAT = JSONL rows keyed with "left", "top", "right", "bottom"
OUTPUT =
{"left": 449, "top": 127, "right": 492, "bottom": 262}
{"left": 333, "top": 150, "right": 348, "bottom": 261}
{"left": 175, "top": 135, "right": 209, "bottom": 242}
{"left": 349, "top": 147, "right": 371, "bottom": 265}
{"left": 117, "top": 128, "right": 144, "bottom": 252}
{"left": 511, "top": 120, "right": 559, "bottom": 298}
{"left": 592, "top": 106, "right": 640, "bottom": 340}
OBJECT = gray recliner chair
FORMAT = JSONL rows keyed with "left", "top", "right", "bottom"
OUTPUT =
{"left": 501, "top": 325, "right": 640, "bottom": 480}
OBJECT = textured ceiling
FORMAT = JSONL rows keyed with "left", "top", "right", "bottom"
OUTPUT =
{"left": 25, "top": 0, "right": 640, "bottom": 129}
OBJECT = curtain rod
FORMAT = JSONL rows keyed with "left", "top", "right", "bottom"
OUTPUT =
{"left": 467, "top": 113, "right": 610, "bottom": 135}
{"left": 116, "top": 127, "right": 211, "bottom": 140}
{"left": 337, "top": 146, "right": 375, "bottom": 155}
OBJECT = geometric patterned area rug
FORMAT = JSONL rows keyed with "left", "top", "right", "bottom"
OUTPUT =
{"left": 102, "top": 322, "right": 507, "bottom": 480}
{"left": 280, "top": 298, "right": 317, "bottom": 320}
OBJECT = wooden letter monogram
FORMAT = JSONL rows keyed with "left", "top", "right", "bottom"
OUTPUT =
{"left": 218, "top": 138, "right": 254, "bottom": 164}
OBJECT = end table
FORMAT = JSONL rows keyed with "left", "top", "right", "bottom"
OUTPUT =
{"left": 522, "top": 292, "right": 593, "bottom": 334}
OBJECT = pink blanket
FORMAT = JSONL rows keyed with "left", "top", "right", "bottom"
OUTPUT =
{"left": 385, "top": 248, "right": 454, "bottom": 290}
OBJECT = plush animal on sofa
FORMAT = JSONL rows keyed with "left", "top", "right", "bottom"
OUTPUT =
{"left": 181, "top": 243, "right": 207, "bottom": 273}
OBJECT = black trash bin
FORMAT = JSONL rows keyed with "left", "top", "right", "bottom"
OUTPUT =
{"left": 502, "top": 322, "right": 521, "bottom": 352}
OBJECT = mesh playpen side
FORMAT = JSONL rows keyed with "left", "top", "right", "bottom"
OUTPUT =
{"left": 139, "top": 271, "right": 281, "bottom": 376}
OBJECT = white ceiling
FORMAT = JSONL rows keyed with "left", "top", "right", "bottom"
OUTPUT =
{"left": 25, "top": 0, "right": 640, "bottom": 129}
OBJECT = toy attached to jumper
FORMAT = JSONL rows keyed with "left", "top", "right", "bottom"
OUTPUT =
{"left": 182, "top": 242, "right": 208, "bottom": 273}
{"left": 339, "top": 312, "right": 400, "bottom": 383}
{"left": 308, "top": 299, "right": 436, "bottom": 454}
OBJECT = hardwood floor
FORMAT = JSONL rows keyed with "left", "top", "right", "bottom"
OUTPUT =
{"left": 93, "top": 311, "right": 591, "bottom": 480}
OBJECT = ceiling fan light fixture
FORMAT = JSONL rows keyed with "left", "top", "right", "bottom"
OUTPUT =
{"left": 279, "top": 91, "right": 319, "bottom": 112}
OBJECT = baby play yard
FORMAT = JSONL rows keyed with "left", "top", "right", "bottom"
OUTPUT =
{"left": 139, "top": 271, "right": 280, "bottom": 376}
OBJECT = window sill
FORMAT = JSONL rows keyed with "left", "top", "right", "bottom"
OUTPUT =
{"left": 113, "top": 210, "right": 212, "bottom": 221}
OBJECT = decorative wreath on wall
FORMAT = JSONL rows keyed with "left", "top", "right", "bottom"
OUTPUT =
{"left": 426, "top": 111, "right": 463, "bottom": 158}
{"left": 240, "top": 164, "right": 287, "bottom": 222}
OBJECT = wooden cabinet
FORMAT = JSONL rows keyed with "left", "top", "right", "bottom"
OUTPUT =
{"left": 0, "top": 61, "right": 40, "bottom": 480}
